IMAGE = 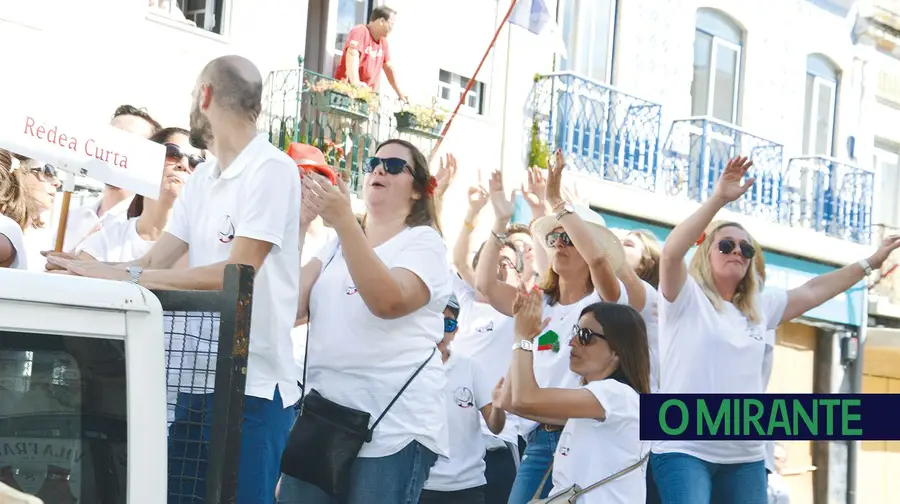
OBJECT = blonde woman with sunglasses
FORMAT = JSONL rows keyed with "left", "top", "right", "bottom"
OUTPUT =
{"left": 652, "top": 156, "right": 900, "bottom": 504}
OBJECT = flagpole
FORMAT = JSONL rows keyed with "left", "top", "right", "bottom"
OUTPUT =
{"left": 430, "top": 0, "right": 519, "bottom": 161}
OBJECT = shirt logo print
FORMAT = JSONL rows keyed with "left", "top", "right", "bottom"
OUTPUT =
{"left": 476, "top": 321, "right": 494, "bottom": 333}
{"left": 218, "top": 215, "right": 235, "bottom": 244}
{"left": 453, "top": 386, "right": 474, "bottom": 408}
{"left": 346, "top": 286, "right": 358, "bottom": 295}
{"left": 747, "top": 325, "right": 763, "bottom": 342}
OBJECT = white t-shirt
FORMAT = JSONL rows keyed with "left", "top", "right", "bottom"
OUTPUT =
{"left": 0, "top": 215, "right": 27, "bottom": 270}
{"left": 551, "top": 380, "right": 647, "bottom": 504}
{"left": 307, "top": 226, "right": 453, "bottom": 458}
{"left": 292, "top": 226, "right": 337, "bottom": 372}
{"left": 654, "top": 276, "right": 788, "bottom": 463}
{"left": 452, "top": 276, "right": 519, "bottom": 444}
{"left": 81, "top": 217, "right": 154, "bottom": 263}
{"left": 767, "top": 471, "right": 791, "bottom": 504}
{"left": 425, "top": 352, "right": 492, "bottom": 492}
{"left": 521, "top": 282, "right": 629, "bottom": 435}
{"left": 637, "top": 281, "right": 661, "bottom": 393}
{"left": 63, "top": 196, "right": 133, "bottom": 253}
{"left": 168, "top": 134, "right": 303, "bottom": 407}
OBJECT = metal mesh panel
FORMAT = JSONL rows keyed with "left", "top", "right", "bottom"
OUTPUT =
{"left": 153, "top": 264, "right": 254, "bottom": 504}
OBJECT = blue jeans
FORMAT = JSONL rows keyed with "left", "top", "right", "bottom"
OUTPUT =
{"left": 276, "top": 441, "right": 438, "bottom": 504}
{"left": 506, "top": 429, "right": 561, "bottom": 504}
{"left": 650, "top": 452, "right": 767, "bottom": 504}
{"left": 167, "top": 386, "right": 297, "bottom": 504}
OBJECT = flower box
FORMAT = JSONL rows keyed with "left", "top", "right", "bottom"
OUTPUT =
{"left": 394, "top": 111, "right": 443, "bottom": 139}
{"left": 315, "top": 90, "right": 370, "bottom": 120}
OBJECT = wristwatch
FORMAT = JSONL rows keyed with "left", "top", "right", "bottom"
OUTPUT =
{"left": 555, "top": 203, "right": 575, "bottom": 221}
{"left": 858, "top": 258, "right": 874, "bottom": 276}
{"left": 512, "top": 340, "right": 534, "bottom": 352}
{"left": 126, "top": 266, "right": 143, "bottom": 285}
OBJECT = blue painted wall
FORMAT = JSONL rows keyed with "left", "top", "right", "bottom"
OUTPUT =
{"left": 601, "top": 212, "right": 864, "bottom": 327}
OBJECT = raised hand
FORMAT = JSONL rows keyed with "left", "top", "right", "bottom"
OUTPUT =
{"left": 434, "top": 153, "right": 458, "bottom": 200}
{"left": 491, "top": 377, "right": 505, "bottom": 409}
{"left": 712, "top": 156, "right": 755, "bottom": 204}
{"left": 545, "top": 149, "right": 565, "bottom": 209}
{"left": 868, "top": 235, "right": 900, "bottom": 269}
{"left": 489, "top": 170, "right": 515, "bottom": 224}
{"left": 521, "top": 166, "right": 547, "bottom": 210}
{"left": 513, "top": 282, "right": 548, "bottom": 341}
{"left": 302, "top": 172, "right": 356, "bottom": 232}
{"left": 467, "top": 185, "right": 489, "bottom": 212}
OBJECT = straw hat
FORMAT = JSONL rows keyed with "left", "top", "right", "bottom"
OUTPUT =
{"left": 531, "top": 204, "right": 625, "bottom": 271}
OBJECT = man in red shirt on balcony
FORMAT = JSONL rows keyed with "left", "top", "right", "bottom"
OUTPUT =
{"left": 334, "top": 6, "right": 406, "bottom": 101}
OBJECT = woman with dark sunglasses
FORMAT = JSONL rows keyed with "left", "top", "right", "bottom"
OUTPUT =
{"left": 279, "top": 138, "right": 453, "bottom": 504}
{"left": 475, "top": 151, "right": 629, "bottom": 504}
{"left": 653, "top": 157, "right": 900, "bottom": 504}
{"left": 76, "top": 127, "right": 198, "bottom": 267}
{"left": 503, "top": 287, "right": 650, "bottom": 504}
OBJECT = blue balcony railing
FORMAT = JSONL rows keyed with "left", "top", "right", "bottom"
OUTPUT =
{"left": 532, "top": 72, "right": 662, "bottom": 191}
{"left": 784, "top": 156, "right": 874, "bottom": 244}
{"left": 661, "top": 117, "right": 785, "bottom": 224}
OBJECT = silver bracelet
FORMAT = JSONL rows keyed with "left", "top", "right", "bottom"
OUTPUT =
{"left": 858, "top": 258, "right": 873, "bottom": 276}
{"left": 491, "top": 230, "right": 508, "bottom": 245}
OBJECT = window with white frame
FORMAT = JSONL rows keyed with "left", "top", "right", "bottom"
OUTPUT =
{"left": 803, "top": 54, "right": 839, "bottom": 156}
{"left": 691, "top": 9, "right": 743, "bottom": 124}
{"left": 179, "top": 0, "right": 226, "bottom": 34}
{"left": 438, "top": 70, "right": 485, "bottom": 115}
{"left": 558, "top": 0, "right": 617, "bottom": 84}
{"left": 875, "top": 141, "right": 900, "bottom": 228}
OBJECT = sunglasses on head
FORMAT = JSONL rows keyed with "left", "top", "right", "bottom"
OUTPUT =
{"left": 572, "top": 325, "right": 605, "bottom": 346}
{"left": 363, "top": 157, "right": 412, "bottom": 175}
{"left": 717, "top": 238, "right": 755, "bottom": 259}
{"left": 444, "top": 317, "right": 458, "bottom": 333}
{"left": 545, "top": 231, "right": 573, "bottom": 248}
{"left": 31, "top": 163, "right": 57, "bottom": 179}
{"left": 165, "top": 143, "right": 205, "bottom": 170}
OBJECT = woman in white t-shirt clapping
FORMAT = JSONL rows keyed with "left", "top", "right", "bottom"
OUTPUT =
{"left": 476, "top": 150, "right": 628, "bottom": 504}
{"left": 505, "top": 285, "right": 650, "bottom": 504}
{"left": 653, "top": 156, "right": 900, "bottom": 504}
{"left": 78, "top": 127, "right": 199, "bottom": 263}
{"left": 278, "top": 139, "right": 454, "bottom": 504}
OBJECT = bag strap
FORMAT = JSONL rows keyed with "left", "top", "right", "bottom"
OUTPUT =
{"left": 531, "top": 465, "right": 553, "bottom": 501}
{"left": 367, "top": 347, "right": 437, "bottom": 440}
{"left": 299, "top": 243, "right": 341, "bottom": 406}
{"left": 573, "top": 452, "right": 649, "bottom": 498}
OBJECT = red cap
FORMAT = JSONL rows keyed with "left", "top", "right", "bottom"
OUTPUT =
{"left": 287, "top": 142, "right": 337, "bottom": 184}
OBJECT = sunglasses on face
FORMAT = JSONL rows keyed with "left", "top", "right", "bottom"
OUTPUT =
{"left": 717, "top": 238, "right": 755, "bottom": 260}
{"left": 165, "top": 143, "right": 205, "bottom": 170}
{"left": 545, "top": 231, "right": 573, "bottom": 248}
{"left": 31, "top": 164, "right": 58, "bottom": 180}
{"left": 571, "top": 325, "right": 606, "bottom": 346}
{"left": 444, "top": 317, "right": 458, "bottom": 333}
{"left": 363, "top": 157, "right": 412, "bottom": 176}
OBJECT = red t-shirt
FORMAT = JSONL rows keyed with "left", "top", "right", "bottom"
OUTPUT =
{"left": 334, "top": 25, "right": 390, "bottom": 89}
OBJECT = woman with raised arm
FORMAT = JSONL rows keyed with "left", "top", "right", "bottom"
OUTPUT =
{"left": 652, "top": 156, "right": 900, "bottom": 504}
{"left": 475, "top": 151, "right": 629, "bottom": 504}
{"left": 504, "top": 285, "right": 650, "bottom": 504}
{"left": 278, "top": 139, "right": 454, "bottom": 504}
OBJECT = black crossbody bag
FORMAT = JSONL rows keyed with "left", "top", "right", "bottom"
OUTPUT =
{"left": 280, "top": 246, "right": 437, "bottom": 497}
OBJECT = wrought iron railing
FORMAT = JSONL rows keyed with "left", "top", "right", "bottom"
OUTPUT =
{"left": 660, "top": 117, "right": 785, "bottom": 223}
{"left": 783, "top": 156, "right": 874, "bottom": 244}
{"left": 261, "top": 60, "right": 440, "bottom": 193}
{"left": 532, "top": 72, "right": 662, "bottom": 191}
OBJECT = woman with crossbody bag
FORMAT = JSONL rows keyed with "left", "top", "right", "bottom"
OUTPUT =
{"left": 277, "top": 139, "right": 454, "bottom": 504}
{"left": 505, "top": 286, "right": 651, "bottom": 504}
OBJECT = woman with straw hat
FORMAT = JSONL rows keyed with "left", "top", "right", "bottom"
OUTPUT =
{"left": 474, "top": 150, "right": 633, "bottom": 503}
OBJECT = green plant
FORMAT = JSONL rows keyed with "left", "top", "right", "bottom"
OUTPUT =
{"left": 308, "top": 78, "right": 379, "bottom": 109}
{"left": 528, "top": 118, "right": 550, "bottom": 169}
{"left": 398, "top": 98, "right": 448, "bottom": 131}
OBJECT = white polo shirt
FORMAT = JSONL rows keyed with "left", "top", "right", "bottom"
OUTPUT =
{"left": 168, "top": 133, "right": 303, "bottom": 407}
{"left": 424, "top": 352, "right": 492, "bottom": 492}
{"left": 0, "top": 215, "right": 27, "bottom": 270}
{"left": 81, "top": 217, "right": 154, "bottom": 263}
{"left": 63, "top": 196, "right": 133, "bottom": 253}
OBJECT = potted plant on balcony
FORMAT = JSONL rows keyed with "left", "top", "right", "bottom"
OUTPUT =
{"left": 308, "top": 79, "right": 378, "bottom": 120}
{"left": 394, "top": 99, "right": 447, "bottom": 139}
{"left": 528, "top": 117, "right": 550, "bottom": 169}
